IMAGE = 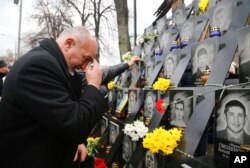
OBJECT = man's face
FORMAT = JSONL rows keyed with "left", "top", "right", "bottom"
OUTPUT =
{"left": 67, "top": 37, "right": 97, "bottom": 70}
{"left": 198, "top": 53, "right": 207, "bottom": 71}
{"left": 214, "top": 8, "right": 225, "bottom": 29}
{"left": 110, "top": 126, "right": 117, "bottom": 143}
{"left": 166, "top": 58, "right": 174, "bottom": 75}
{"left": 175, "top": 103, "right": 184, "bottom": 120}
{"left": 145, "top": 151, "right": 156, "bottom": 168}
{"left": 226, "top": 106, "right": 245, "bottom": 133}
{"left": 182, "top": 22, "right": 193, "bottom": 38}
{"left": 130, "top": 92, "right": 136, "bottom": 102}
{"left": 122, "top": 141, "right": 130, "bottom": 161}
{"left": 146, "top": 96, "right": 154, "bottom": 114}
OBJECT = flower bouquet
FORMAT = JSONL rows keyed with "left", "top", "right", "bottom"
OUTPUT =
{"left": 142, "top": 127, "right": 182, "bottom": 155}
{"left": 85, "top": 137, "right": 107, "bottom": 168}
{"left": 152, "top": 78, "right": 171, "bottom": 92}
{"left": 123, "top": 120, "right": 149, "bottom": 141}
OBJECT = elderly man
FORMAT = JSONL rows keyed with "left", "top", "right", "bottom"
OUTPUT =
{"left": 0, "top": 26, "right": 139, "bottom": 168}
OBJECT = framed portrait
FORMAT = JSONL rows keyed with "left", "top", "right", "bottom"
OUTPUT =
{"left": 122, "top": 135, "right": 136, "bottom": 163}
{"left": 214, "top": 88, "right": 250, "bottom": 167}
{"left": 172, "top": 5, "right": 187, "bottom": 25}
{"left": 155, "top": 16, "right": 168, "bottom": 36}
{"left": 143, "top": 90, "right": 157, "bottom": 120}
{"left": 191, "top": 38, "right": 219, "bottom": 86}
{"left": 180, "top": 17, "right": 197, "bottom": 42}
{"left": 238, "top": 26, "right": 250, "bottom": 83}
{"left": 100, "top": 116, "right": 108, "bottom": 135}
{"left": 115, "top": 89, "right": 128, "bottom": 118}
{"left": 209, "top": 0, "right": 236, "bottom": 34}
{"left": 144, "top": 57, "right": 155, "bottom": 82}
{"left": 169, "top": 89, "right": 194, "bottom": 128}
{"left": 163, "top": 50, "right": 179, "bottom": 79}
{"left": 107, "top": 90, "right": 116, "bottom": 114}
{"left": 144, "top": 150, "right": 158, "bottom": 168}
{"left": 109, "top": 121, "right": 120, "bottom": 145}
{"left": 128, "top": 89, "right": 137, "bottom": 113}
{"left": 143, "top": 25, "right": 156, "bottom": 58}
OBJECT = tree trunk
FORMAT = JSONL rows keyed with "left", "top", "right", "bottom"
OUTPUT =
{"left": 114, "top": 0, "right": 131, "bottom": 62}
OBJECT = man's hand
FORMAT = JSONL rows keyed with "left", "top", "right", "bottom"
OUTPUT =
{"left": 128, "top": 55, "right": 140, "bottom": 67}
{"left": 73, "top": 144, "right": 88, "bottom": 162}
{"left": 85, "top": 59, "right": 102, "bottom": 89}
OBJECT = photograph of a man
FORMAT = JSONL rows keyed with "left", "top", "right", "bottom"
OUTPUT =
{"left": 128, "top": 90, "right": 137, "bottom": 113}
{"left": 116, "top": 90, "right": 123, "bottom": 108}
{"left": 122, "top": 135, "right": 135, "bottom": 162}
{"left": 145, "top": 59, "right": 155, "bottom": 81}
{"left": 170, "top": 90, "right": 193, "bottom": 128}
{"left": 217, "top": 100, "right": 250, "bottom": 144}
{"left": 170, "top": 99, "right": 187, "bottom": 128}
{"left": 144, "top": 91, "right": 156, "bottom": 119}
{"left": 100, "top": 116, "right": 108, "bottom": 135}
{"left": 164, "top": 52, "right": 178, "bottom": 79}
{"left": 109, "top": 121, "right": 120, "bottom": 145}
{"left": 173, "top": 6, "right": 186, "bottom": 25}
{"left": 192, "top": 39, "right": 218, "bottom": 86}
{"left": 210, "top": 0, "right": 235, "bottom": 33}
{"left": 159, "top": 30, "right": 171, "bottom": 52}
{"left": 144, "top": 150, "right": 157, "bottom": 168}
{"left": 196, "top": 48, "right": 210, "bottom": 77}
{"left": 180, "top": 18, "right": 196, "bottom": 41}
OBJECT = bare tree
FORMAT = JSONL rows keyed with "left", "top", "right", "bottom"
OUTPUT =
{"left": 24, "top": 0, "right": 73, "bottom": 48}
{"left": 66, "top": 0, "right": 117, "bottom": 61}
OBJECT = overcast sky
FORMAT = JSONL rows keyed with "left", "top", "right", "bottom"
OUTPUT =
{"left": 0, "top": 0, "right": 192, "bottom": 64}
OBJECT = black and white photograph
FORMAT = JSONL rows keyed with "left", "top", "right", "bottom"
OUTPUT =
{"left": 170, "top": 90, "right": 193, "bottom": 128}
{"left": 100, "top": 116, "right": 108, "bottom": 135}
{"left": 209, "top": 0, "right": 236, "bottom": 34}
{"left": 144, "top": 150, "right": 158, "bottom": 168}
{"left": 215, "top": 90, "right": 250, "bottom": 144}
{"left": 192, "top": 39, "right": 219, "bottom": 86}
{"left": 122, "top": 135, "right": 136, "bottom": 163}
{"left": 172, "top": 5, "right": 186, "bottom": 25}
{"left": 108, "top": 90, "right": 116, "bottom": 114}
{"left": 131, "top": 63, "right": 140, "bottom": 83}
{"left": 143, "top": 25, "right": 156, "bottom": 58}
{"left": 238, "top": 26, "right": 250, "bottom": 83}
{"left": 163, "top": 51, "right": 178, "bottom": 79}
{"left": 109, "top": 121, "right": 120, "bottom": 145}
{"left": 180, "top": 17, "right": 196, "bottom": 42}
{"left": 143, "top": 90, "right": 157, "bottom": 119}
{"left": 214, "top": 89, "right": 250, "bottom": 166}
{"left": 155, "top": 16, "right": 167, "bottom": 36}
{"left": 116, "top": 89, "right": 123, "bottom": 108}
{"left": 145, "top": 57, "right": 155, "bottom": 82}
{"left": 158, "top": 29, "right": 172, "bottom": 52}
{"left": 128, "top": 90, "right": 137, "bottom": 113}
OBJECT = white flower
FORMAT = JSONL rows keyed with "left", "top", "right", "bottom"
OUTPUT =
{"left": 123, "top": 120, "right": 148, "bottom": 141}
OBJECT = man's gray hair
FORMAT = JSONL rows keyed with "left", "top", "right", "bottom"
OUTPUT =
{"left": 58, "top": 26, "right": 94, "bottom": 43}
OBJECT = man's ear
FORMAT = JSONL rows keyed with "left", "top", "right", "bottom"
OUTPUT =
{"left": 65, "top": 37, "right": 75, "bottom": 49}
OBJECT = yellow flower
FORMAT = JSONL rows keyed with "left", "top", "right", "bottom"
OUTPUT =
{"left": 152, "top": 78, "right": 171, "bottom": 92}
{"left": 107, "top": 81, "right": 115, "bottom": 90}
{"left": 142, "top": 127, "right": 182, "bottom": 155}
{"left": 86, "top": 137, "right": 100, "bottom": 156}
{"left": 198, "top": 0, "right": 209, "bottom": 13}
